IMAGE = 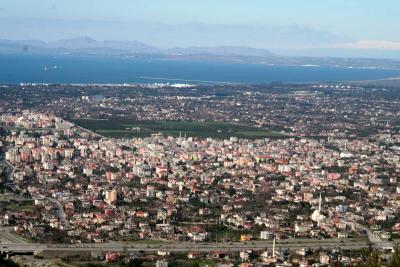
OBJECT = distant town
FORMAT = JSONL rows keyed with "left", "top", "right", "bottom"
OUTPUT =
{"left": 0, "top": 82, "right": 400, "bottom": 266}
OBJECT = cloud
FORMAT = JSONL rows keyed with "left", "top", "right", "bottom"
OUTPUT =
{"left": 333, "top": 40, "right": 400, "bottom": 50}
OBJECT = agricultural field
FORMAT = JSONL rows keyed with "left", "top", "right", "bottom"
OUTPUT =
{"left": 0, "top": 199, "right": 34, "bottom": 212}
{"left": 73, "top": 119, "right": 290, "bottom": 139}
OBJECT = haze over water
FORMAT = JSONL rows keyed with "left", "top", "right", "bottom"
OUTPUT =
{"left": 1, "top": 54, "right": 400, "bottom": 84}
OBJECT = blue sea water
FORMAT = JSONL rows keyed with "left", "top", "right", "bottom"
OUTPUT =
{"left": 0, "top": 54, "right": 399, "bottom": 84}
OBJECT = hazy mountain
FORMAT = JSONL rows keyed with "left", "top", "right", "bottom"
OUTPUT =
{"left": 0, "top": 37, "right": 161, "bottom": 55}
{"left": 47, "top": 37, "right": 162, "bottom": 54}
{"left": 168, "top": 46, "right": 275, "bottom": 57}
{"left": 1, "top": 37, "right": 399, "bottom": 70}
{"left": 0, "top": 39, "right": 55, "bottom": 54}
{"left": 0, "top": 37, "right": 275, "bottom": 57}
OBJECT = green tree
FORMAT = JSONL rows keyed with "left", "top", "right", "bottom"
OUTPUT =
{"left": 389, "top": 245, "right": 400, "bottom": 267}
{"left": 126, "top": 258, "right": 143, "bottom": 267}
{"left": 0, "top": 257, "right": 20, "bottom": 267}
{"left": 367, "top": 250, "right": 381, "bottom": 267}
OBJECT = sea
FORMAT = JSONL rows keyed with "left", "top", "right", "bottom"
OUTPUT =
{"left": 0, "top": 54, "right": 399, "bottom": 84}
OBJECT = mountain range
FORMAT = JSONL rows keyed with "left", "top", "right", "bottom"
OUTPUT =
{"left": 0, "top": 37, "right": 275, "bottom": 57}
{"left": 1, "top": 37, "right": 400, "bottom": 70}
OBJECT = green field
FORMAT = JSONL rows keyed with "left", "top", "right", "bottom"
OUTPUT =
{"left": 74, "top": 119, "right": 290, "bottom": 139}
{"left": 0, "top": 199, "right": 34, "bottom": 212}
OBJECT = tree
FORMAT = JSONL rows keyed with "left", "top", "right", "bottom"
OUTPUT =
{"left": 367, "top": 250, "right": 381, "bottom": 267}
{"left": 0, "top": 257, "right": 20, "bottom": 267}
{"left": 389, "top": 245, "right": 400, "bottom": 267}
{"left": 227, "top": 187, "right": 236, "bottom": 196}
{"left": 126, "top": 258, "right": 143, "bottom": 267}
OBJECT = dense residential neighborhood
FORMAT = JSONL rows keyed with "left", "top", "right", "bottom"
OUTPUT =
{"left": 0, "top": 82, "right": 399, "bottom": 266}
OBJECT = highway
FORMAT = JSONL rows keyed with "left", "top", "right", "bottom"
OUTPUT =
{"left": 0, "top": 239, "right": 372, "bottom": 253}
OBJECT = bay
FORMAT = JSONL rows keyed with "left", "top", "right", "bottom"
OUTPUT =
{"left": 0, "top": 54, "right": 399, "bottom": 84}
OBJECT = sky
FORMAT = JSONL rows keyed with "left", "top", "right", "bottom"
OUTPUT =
{"left": 0, "top": 0, "right": 400, "bottom": 57}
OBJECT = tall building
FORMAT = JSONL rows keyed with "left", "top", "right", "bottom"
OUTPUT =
{"left": 105, "top": 189, "right": 118, "bottom": 205}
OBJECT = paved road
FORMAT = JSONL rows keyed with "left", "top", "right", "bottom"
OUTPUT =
{"left": 0, "top": 160, "right": 15, "bottom": 182}
{"left": 0, "top": 239, "right": 371, "bottom": 253}
{"left": 0, "top": 160, "right": 17, "bottom": 192}
{"left": 74, "top": 125, "right": 105, "bottom": 139}
{"left": 0, "top": 227, "right": 28, "bottom": 244}
{"left": 4, "top": 161, "right": 15, "bottom": 181}
{"left": 36, "top": 195, "right": 69, "bottom": 226}
{"left": 356, "top": 223, "right": 393, "bottom": 250}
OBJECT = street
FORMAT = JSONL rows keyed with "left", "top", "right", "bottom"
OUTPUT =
{"left": 0, "top": 239, "right": 372, "bottom": 253}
